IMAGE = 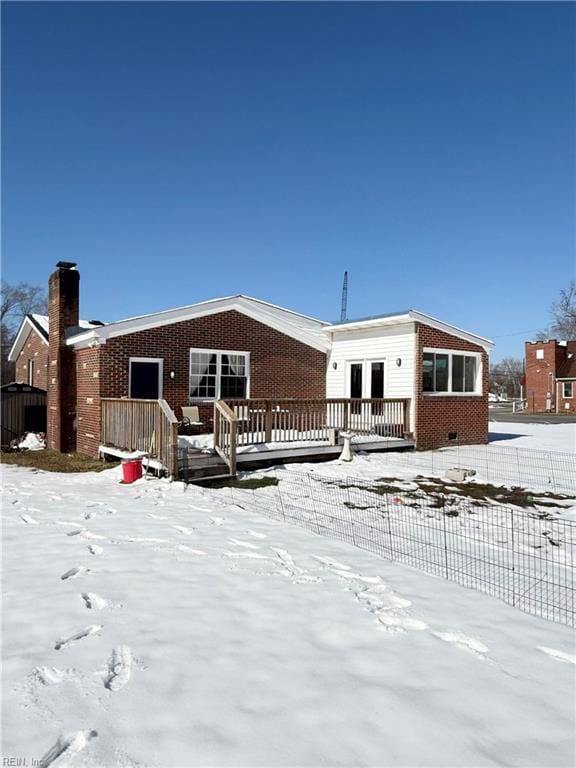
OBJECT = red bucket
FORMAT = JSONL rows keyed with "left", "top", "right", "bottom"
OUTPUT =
{"left": 122, "top": 458, "right": 143, "bottom": 484}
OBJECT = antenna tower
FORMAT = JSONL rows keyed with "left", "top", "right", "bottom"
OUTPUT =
{"left": 340, "top": 271, "right": 348, "bottom": 322}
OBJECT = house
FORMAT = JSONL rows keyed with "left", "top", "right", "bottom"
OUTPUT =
{"left": 525, "top": 340, "right": 576, "bottom": 413}
{"left": 8, "top": 262, "right": 493, "bottom": 464}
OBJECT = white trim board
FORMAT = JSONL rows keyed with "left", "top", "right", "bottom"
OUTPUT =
{"left": 7, "top": 316, "right": 49, "bottom": 361}
{"left": 128, "top": 357, "right": 164, "bottom": 399}
{"left": 326, "top": 310, "right": 493, "bottom": 352}
{"left": 67, "top": 296, "right": 331, "bottom": 353}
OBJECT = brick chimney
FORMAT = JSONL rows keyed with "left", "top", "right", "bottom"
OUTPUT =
{"left": 47, "top": 262, "right": 79, "bottom": 452}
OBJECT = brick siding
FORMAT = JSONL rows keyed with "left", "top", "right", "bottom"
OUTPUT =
{"left": 414, "top": 324, "right": 489, "bottom": 450}
{"left": 524, "top": 341, "right": 570, "bottom": 413}
{"left": 74, "top": 310, "right": 327, "bottom": 457}
{"left": 14, "top": 328, "right": 48, "bottom": 390}
{"left": 76, "top": 347, "right": 102, "bottom": 457}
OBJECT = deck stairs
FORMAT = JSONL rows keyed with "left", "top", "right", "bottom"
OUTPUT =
{"left": 178, "top": 448, "right": 233, "bottom": 484}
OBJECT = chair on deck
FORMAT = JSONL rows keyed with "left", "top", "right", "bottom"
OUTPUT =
{"left": 180, "top": 406, "right": 204, "bottom": 429}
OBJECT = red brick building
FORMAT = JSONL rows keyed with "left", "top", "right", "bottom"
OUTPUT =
{"left": 9, "top": 263, "right": 493, "bottom": 456}
{"left": 525, "top": 340, "right": 576, "bottom": 414}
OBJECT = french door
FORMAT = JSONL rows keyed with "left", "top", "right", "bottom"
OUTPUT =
{"left": 347, "top": 360, "right": 385, "bottom": 413}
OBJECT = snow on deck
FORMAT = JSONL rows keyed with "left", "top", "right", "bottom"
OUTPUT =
{"left": 2, "top": 456, "right": 575, "bottom": 767}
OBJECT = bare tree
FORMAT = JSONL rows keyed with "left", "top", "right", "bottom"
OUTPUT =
{"left": 538, "top": 282, "right": 576, "bottom": 340}
{"left": 490, "top": 357, "right": 524, "bottom": 399}
{"left": 1, "top": 281, "right": 47, "bottom": 384}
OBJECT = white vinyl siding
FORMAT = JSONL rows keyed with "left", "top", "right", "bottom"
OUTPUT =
{"left": 326, "top": 323, "right": 416, "bottom": 427}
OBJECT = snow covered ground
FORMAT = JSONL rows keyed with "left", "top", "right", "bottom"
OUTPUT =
{"left": 488, "top": 420, "right": 575, "bottom": 453}
{"left": 2, "top": 447, "right": 576, "bottom": 767}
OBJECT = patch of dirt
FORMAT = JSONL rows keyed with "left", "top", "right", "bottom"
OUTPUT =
{"left": 333, "top": 475, "right": 575, "bottom": 515}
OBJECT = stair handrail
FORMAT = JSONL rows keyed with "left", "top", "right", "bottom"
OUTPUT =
{"left": 213, "top": 400, "right": 238, "bottom": 476}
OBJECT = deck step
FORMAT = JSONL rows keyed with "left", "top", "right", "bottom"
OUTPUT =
{"left": 186, "top": 473, "right": 235, "bottom": 486}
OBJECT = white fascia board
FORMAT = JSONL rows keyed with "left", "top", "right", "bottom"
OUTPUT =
{"left": 67, "top": 296, "right": 330, "bottom": 353}
{"left": 324, "top": 313, "right": 413, "bottom": 334}
{"left": 409, "top": 311, "right": 494, "bottom": 352}
{"left": 8, "top": 316, "right": 49, "bottom": 361}
{"left": 325, "top": 310, "right": 493, "bottom": 352}
{"left": 238, "top": 295, "right": 330, "bottom": 328}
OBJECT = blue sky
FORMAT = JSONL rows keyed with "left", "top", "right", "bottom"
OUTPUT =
{"left": 2, "top": 1, "right": 574, "bottom": 361}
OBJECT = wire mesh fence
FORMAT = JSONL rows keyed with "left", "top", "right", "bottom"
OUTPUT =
{"left": 382, "top": 444, "right": 576, "bottom": 494}
{"left": 218, "top": 470, "right": 576, "bottom": 627}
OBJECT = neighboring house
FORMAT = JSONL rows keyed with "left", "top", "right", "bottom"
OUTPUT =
{"left": 8, "top": 262, "right": 493, "bottom": 457}
{"left": 10, "top": 312, "right": 100, "bottom": 391}
{"left": 525, "top": 340, "right": 576, "bottom": 413}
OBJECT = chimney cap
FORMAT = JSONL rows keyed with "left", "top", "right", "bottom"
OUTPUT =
{"left": 56, "top": 261, "right": 77, "bottom": 270}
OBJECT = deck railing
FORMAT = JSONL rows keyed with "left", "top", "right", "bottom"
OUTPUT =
{"left": 213, "top": 400, "right": 238, "bottom": 475}
{"left": 222, "top": 398, "right": 410, "bottom": 446}
{"left": 100, "top": 398, "right": 179, "bottom": 477}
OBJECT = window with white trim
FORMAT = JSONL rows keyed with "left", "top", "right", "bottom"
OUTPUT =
{"left": 563, "top": 382, "right": 573, "bottom": 398}
{"left": 422, "top": 350, "right": 481, "bottom": 394}
{"left": 189, "top": 349, "right": 249, "bottom": 400}
{"left": 28, "top": 360, "right": 34, "bottom": 386}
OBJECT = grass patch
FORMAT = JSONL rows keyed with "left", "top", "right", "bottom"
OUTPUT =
{"left": 0, "top": 450, "right": 118, "bottom": 474}
{"left": 215, "top": 476, "right": 280, "bottom": 490}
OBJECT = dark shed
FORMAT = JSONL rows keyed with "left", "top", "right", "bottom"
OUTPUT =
{"left": 1, "top": 383, "right": 47, "bottom": 448}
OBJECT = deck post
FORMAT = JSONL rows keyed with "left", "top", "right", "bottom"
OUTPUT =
{"left": 170, "top": 421, "right": 178, "bottom": 479}
{"left": 403, "top": 399, "right": 409, "bottom": 437}
{"left": 343, "top": 401, "right": 349, "bottom": 432}
{"left": 213, "top": 403, "right": 220, "bottom": 452}
{"left": 229, "top": 419, "right": 237, "bottom": 477}
{"left": 264, "top": 400, "right": 273, "bottom": 443}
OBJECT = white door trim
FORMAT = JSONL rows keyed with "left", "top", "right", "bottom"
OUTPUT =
{"left": 128, "top": 357, "right": 164, "bottom": 399}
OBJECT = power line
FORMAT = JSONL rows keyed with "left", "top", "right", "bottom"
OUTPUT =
{"left": 491, "top": 329, "right": 542, "bottom": 339}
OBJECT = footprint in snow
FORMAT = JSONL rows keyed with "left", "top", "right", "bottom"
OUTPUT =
{"left": 147, "top": 512, "right": 169, "bottom": 520}
{"left": 33, "top": 666, "right": 70, "bottom": 686}
{"left": 173, "top": 525, "right": 194, "bottom": 535}
{"left": 314, "top": 555, "right": 351, "bottom": 570}
{"left": 104, "top": 645, "right": 132, "bottom": 691}
{"left": 378, "top": 615, "right": 428, "bottom": 632}
{"left": 271, "top": 548, "right": 319, "bottom": 583}
{"left": 88, "top": 544, "right": 104, "bottom": 556}
{"left": 54, "top": 625, "right": 103, "bottom": 651}
{"left": 432, "top": 631, "right": 488, "bottom": 656}
{"left": 38, "top": 729, "right": 98, "bottom": 768}
{"left": 210, "top": 516, "right": 225, "bottom": 526}
{"left": 246, "top": 530, "right": 267, "bottom": 539}
{"left": 20, "top": 514, "right": 39, "bottom": 525}
{"left": 177, "top": 545, "right": 207, "bottom": 555}
{"left": 229, "top": 538, "right": 259, "bottom": 549}
{"left": 537, "top": 646, "right": 576, "bottom": 665}
{"left": 81, "top": 592, "right": 108, "bottom": 610}
{"left": 60, "top": 566, "right": 88, "bottom": 581}
{"left": 224, "top": 550, "right": 270, "bottom": 560}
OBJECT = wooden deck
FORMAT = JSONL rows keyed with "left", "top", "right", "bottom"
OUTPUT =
{"left": 100, "top": 396, "right": 414, "bottom": 482}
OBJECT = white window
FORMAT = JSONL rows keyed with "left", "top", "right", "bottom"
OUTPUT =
{"left": 422, "top": 349, "right": 481, "bottom": 395}
{"left": 28, "top": 360, "right": 34, "bottom": 385}
{"left": 536, "top": 349, "right": 544, "bottom": 360}
{"left": 189, "top": 349, "right": 249, "bottom": 401}
{"left": 563, "top": 382, "right": 573, "bottom": 399}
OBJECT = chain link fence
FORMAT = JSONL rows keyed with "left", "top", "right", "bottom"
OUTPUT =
{"left": 217, "top": 470, "right": 576, "bottom": 627}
